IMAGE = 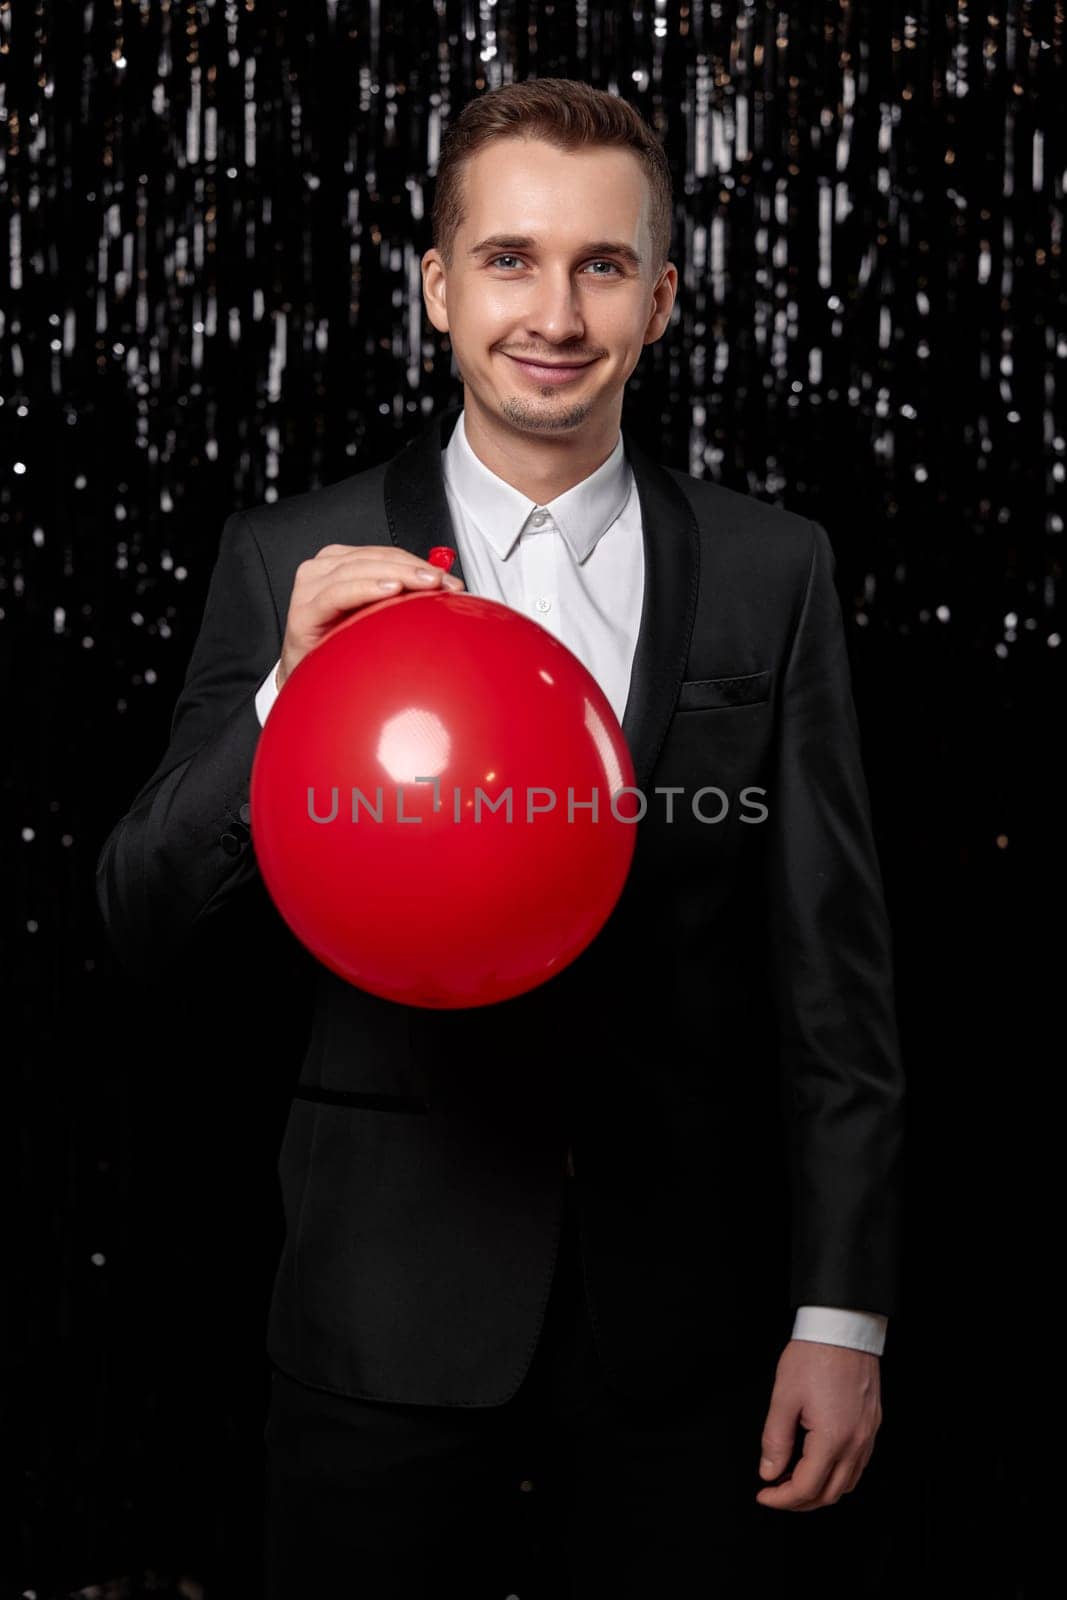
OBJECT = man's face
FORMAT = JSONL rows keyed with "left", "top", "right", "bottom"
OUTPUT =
{"left": 422, "top": 137, "right": 677, "bottom": 435}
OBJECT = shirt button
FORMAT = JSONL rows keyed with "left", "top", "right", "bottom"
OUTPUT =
{"left": 530, "top": 510, "right": 548, "bottom": 526}
{"left": 535, "top": 597, "right": 552, "bottom": 613}
{"left": 218, "top": 832, "right": 242, "bottom": 855}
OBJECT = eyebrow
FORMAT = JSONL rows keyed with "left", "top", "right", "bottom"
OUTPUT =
{"left": 467, "top": 234, "right": 642, "bottom": 268}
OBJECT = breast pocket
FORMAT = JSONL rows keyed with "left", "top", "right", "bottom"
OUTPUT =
{"left": 675, "top": 669, "right": 772, "bottom": 712}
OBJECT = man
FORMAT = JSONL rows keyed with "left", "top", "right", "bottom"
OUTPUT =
{"left": 96, "top": 78, "right": 905, "bottom": 1598}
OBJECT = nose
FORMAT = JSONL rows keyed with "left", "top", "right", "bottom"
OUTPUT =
{"left": 521, "top": 265, "right": 587, "bottom": 347}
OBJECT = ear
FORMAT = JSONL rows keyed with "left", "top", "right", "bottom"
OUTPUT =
{"left": 422, "top": 249, "right": 450, "bottom": 334}
{"left": 644, "top": 262, "right": 678, "bottom": 345}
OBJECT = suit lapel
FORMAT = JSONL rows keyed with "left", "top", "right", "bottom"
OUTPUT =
{"left": 616, "top": 422, "right": 701, "bottom": 793}
{"left": 382, "top": 403, "right": 700, "bottom": 795}
{"left": 381, "top": 405, "right": 469, "bottom": 585}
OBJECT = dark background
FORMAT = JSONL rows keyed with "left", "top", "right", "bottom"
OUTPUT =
{"left": 4, "top": 1, "right": 1059, "bottom": 1594}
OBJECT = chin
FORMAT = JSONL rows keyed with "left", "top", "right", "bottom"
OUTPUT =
{"left": 498, "top": 394, "right": 595, "bottom": 431}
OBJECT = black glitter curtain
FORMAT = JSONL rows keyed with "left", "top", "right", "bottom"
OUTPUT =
{"left": 5, "top": 1, "right": 1059, "bottom": 1594}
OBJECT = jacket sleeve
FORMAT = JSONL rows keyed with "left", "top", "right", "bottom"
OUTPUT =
{"left": 765, "top": 519, "right": 906, "bottom": 1320}
{"left": 95, "top": 510, "right": 284, "bottom": 979}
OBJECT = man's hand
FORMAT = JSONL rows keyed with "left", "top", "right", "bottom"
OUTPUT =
{"left": 755, "top": 1339, "right": 883, "bottom": 1510}
{"left": 278, "top": 544, "right": 465, "bottom": 689}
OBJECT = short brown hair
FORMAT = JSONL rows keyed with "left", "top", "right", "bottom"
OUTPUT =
{"left": 431, "top": 78, "right": 673, "bottom": 275}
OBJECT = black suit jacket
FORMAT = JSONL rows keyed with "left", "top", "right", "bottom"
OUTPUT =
{"left": 96, "top": 403, "right": 905, "bottom": 1407}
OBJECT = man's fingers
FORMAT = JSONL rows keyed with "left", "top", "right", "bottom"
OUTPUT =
{"left": 305, "top": 561, "right": 462, "bottom": 603}
{"left": 300, "top": 551, "right": 463, "bottom": 600}
{"left": 313, "top": 543, "right": 423, "bottom": 560}
{"left": 839, "top": 1435, "right": 876, "bottom": 1496}
{"left": 311, "top": 544, "right": 446, "bottom": 572}
{"left": 299, "top": 569, "right": 460, "bottom": 622}
{"left": 755, "top": 1428, "right": 840, "bottom": 1510}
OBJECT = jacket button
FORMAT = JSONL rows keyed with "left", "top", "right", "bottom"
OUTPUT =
{"left": 239, "top": 803, "right": 251, "bottom": 825}
{"left": 219, "top": 832, "right": 242, "bottom": 855}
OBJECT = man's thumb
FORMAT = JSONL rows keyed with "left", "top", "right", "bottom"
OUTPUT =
{"left": 759, "top": 1429, "right": 789, "bottom": 1478}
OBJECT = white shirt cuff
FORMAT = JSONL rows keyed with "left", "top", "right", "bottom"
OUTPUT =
{"left": 255, "top": 658, "right": 283, "bottom": 727}
{"left": 790, "top": 1305, "right": 888, "bottom": 1356}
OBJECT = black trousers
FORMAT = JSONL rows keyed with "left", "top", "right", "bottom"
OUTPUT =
{"left": 263, "top": 1176, "right": 788, "bottom": 1598}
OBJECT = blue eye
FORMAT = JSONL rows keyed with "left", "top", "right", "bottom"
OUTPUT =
{"left": 488, "top": 255, "right": 622, "bottom": 276}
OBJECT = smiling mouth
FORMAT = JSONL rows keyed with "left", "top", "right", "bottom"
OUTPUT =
{"left": 506, "top": 355, "right": 594, "bottom": 368}
{"left": 504, "top": 354, "right": 597, "bottom": 382}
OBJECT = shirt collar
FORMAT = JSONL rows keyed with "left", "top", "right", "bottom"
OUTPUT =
{"left": 442, "top": 405, "right": 633, "bottom": 566}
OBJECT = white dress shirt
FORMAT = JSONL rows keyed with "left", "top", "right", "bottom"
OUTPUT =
{"left": 253, "top": 407, "right": 889, "bottom": 1357}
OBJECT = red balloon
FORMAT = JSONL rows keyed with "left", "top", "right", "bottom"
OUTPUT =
{"left": 249, "top": 587, "right": 638, "bottom": 1008}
